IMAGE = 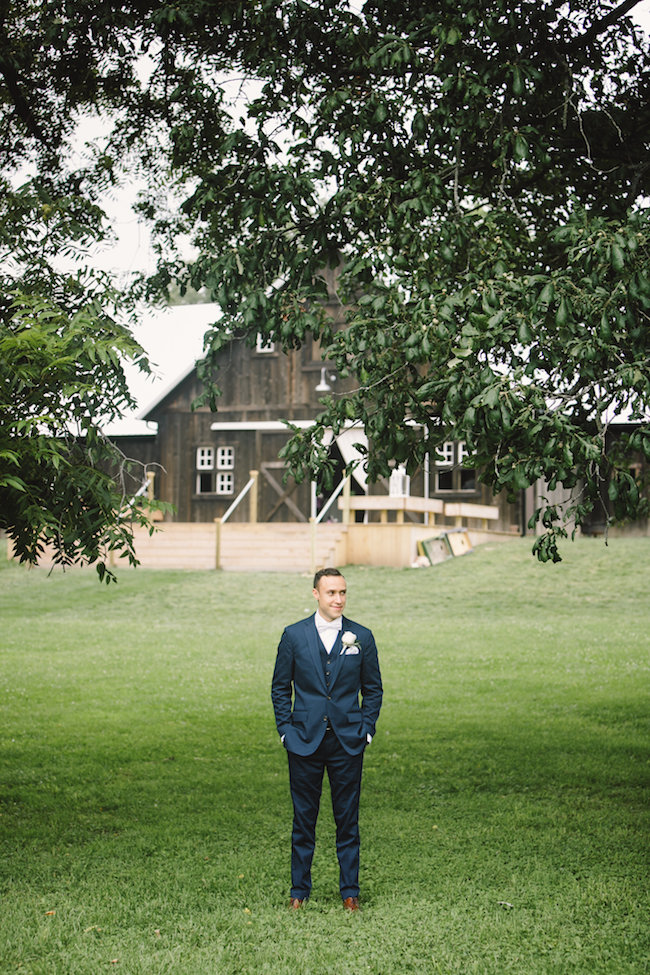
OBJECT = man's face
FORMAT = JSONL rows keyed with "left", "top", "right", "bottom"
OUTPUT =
{"left": 313, "top": 575, "right": 347, "bottom": 622}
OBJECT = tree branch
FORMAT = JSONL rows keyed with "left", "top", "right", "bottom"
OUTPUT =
{"left": 564, "top": 0, "right": 645, "bottom": 51}
{"left": 0, "top": 51, "right": 48, "bottom": 145}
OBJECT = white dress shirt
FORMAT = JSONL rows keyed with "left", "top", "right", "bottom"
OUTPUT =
{"left": 315, "top": 611, "right": 342, "bottom": 654}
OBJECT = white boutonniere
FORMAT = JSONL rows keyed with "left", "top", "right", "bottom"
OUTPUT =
{"left": 340, "top": 631, "right": 361, "bottom": 655}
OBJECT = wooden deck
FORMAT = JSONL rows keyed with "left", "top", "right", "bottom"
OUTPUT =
{"left": 6, "top": 518, "right": 518, "bottom": 574}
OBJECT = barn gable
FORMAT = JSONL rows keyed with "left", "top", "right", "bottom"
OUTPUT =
{"left": 131, "top": 331, "right": 343, "bottom": 523}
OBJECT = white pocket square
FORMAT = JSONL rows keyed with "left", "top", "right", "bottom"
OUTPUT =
{"left": 345, "top": 646, "right": 360, "bottom": 655}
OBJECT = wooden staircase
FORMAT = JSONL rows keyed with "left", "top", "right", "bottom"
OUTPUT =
{"left": 129, "top": 521, "right": 348, "bottom": 572}
{"left": 127, "top": 522, "right": 218, "bottom": 570}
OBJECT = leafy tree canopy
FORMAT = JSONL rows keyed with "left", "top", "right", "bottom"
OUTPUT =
{"left": 0, "top": 290, "right": 154, "bottom": 581}
{"left": 1, "top": 0, "right": 649, "bottom": 566}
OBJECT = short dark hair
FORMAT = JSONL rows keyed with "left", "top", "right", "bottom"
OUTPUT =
{"left": 313, "top": 567, "right": 343, "bottom": 589}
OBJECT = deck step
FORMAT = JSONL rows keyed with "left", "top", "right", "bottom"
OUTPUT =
{"left": 132, "top": 522, "right": 347, "bottom": 572}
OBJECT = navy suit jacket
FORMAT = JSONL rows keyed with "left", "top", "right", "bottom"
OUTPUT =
{"left": 271, "top": 614, "right": 383, "bottom": 756}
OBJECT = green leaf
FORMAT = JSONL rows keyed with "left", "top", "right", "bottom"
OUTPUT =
{"left": 511, "top": 65, "right": 524, "bottom": 96}
{"left": 538, "top": 282, "right": 555, "bottom": 306}
{"left": 0, "top": 475, "right": 27, "bottom": 491}
{"left": 555, "top": 296, "right": 570, "bottom": 327}
{"left": 611, "top": 243, "right": 625, "bottom": 272}
{"left": 412, "top": 111, "right": 427, "bottom": 140}
{"left": 513, "top": 133, "right": 528, "bottom": 161}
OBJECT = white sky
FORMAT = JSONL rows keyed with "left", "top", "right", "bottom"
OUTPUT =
{"left": 104, "top": 302, "right": 220, "bottom": 435}
{"left": 90, "top": 167, "right": 220, "bottom": 434}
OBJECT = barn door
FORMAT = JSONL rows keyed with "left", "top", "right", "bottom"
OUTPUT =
{"left": 259, "top": 461, "right": 308, "bottom": 522}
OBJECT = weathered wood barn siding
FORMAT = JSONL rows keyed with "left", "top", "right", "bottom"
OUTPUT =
{"left": 140, "top": 337, "right": 339, "bottom": 524}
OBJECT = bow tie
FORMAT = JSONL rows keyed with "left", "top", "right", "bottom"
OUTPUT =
{"left": 317, "top": 621, "right": 341, "bottom": 632}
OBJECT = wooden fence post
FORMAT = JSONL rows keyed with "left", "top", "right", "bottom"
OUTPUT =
{"left": 341, "top": 476, "right": 351, "bottom": 525}
{"left": 310, "top": 517, "right": 316, "bottom": 577}
{"left": 214, "top": 518, "right": 222, "bottom": 570}
{"left": 249, "top": 470, "right": 259, "bottom": 524}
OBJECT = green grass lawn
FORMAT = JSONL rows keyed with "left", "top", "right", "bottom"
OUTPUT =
{"left": 0, "top": 537, "right": 648, "bottom": 974}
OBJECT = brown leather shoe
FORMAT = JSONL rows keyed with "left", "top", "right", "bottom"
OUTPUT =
{"left": 289, "top": 897, "right": 304, "bottom": 909}
{"left": 343, "top": 896, "right": 360, "bottom": 912}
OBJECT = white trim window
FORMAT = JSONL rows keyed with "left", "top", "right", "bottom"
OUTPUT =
{"left": 435, "top": 441, "right": 455, "bottom": 466}
{"left": 434, "top": 441, "right": 477, "bottom": 493}
{"left": 256, "top": 334, "right": 275, "bottom": 353}
{"left": 217, "top": 446, "right": 234, "bottom": 470}
{"left": 216, "top": 472, "right": 234, "bottom": 494}
{"left": 196, "top": 445, "right": 235, "bottom": 495}
{"left": 196, "top": 446, "right": 214, "bottom": 470}
{"left": 458, "top": 441, "right": 472, "bottom": 463}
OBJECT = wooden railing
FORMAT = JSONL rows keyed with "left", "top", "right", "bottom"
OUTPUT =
{"left": 215, "top": 469, "right": 259, "bottom": 568}
{"left": 338, "top": 494, "right": 499, "bottom": 530}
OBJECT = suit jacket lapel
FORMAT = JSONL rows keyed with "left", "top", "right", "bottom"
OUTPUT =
{"left": 306, "top": 617, "right": 328, "bottom": 691}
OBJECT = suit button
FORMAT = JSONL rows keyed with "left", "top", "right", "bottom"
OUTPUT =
{"left": 327, "top": 696, "right": 331, "bottom": 700}
{"left": 323, "top": 716, "right": 327, "bottom": 722}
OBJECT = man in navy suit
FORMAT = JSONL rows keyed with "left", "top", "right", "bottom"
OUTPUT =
{"left": 271, "top": 567, "right": 383, "bottom": 911}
